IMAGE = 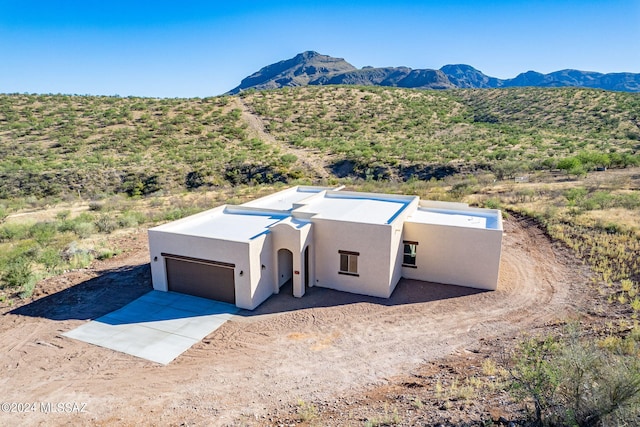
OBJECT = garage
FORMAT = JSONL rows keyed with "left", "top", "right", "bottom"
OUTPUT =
{"left": 163, "top": 254, "right": 236, "bottom": 304}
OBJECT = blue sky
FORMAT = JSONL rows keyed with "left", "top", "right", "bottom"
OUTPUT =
{"left": 1, "top": 0, "right": 638, "bottom": 97}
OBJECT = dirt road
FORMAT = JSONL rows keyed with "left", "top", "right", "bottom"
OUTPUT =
{"left": 0, "top": 216, "right": 584, "bottom": 426}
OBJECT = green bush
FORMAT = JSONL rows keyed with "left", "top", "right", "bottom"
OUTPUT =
{"left": 0, "top": 222, "right": 31, "bottom": 242}
{"left": 72, "top": 222, "right": 96, "bottom": 238}
{"left": 55, "top": 209, "right": 71, "bottom": 221}
{"left": 2, "top": 256, "right": 35, "bottom": 290}
{"left": 95, "top": 214, "right": 118, "bottom": 233}
{"left": 63, "top": 242, "right": 94, "bottom": 269}
{"left": 96, "top": 248, "right": 121, "bottom": 260}
{"left": 564, "top": 187, "right": 587, "bottom": 205}
{"left": 483, "top": 198, "right": 502, "bottom": 210}
{"left": 117, "top": 211, "right": 146, "bottom": 228}
{"left": 19, "top": 279, "right": 36, "bottom": 298}
{"left": 507, "top": 329, "right": 640, "bottom": 426}
{"left": 30, "top": 221, "right": 57, "bottom": 245}
{"left": 38, "top": 247, "right": 63, "bottom": 273}
{"left": 280, "top": 153, "right": 298, "bottom": 165}
{"left": 579, "top": 191, "right": 614, "bottom": 210}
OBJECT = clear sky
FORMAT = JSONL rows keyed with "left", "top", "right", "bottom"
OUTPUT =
{"left": 1, "top": 0, "right": 638, "bottom": 97}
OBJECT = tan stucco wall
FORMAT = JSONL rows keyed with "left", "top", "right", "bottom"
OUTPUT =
{"left": 312, "top": 218, "right": 394, "bottom": 298}
{"left": 401, "top": 222, "right": 502, "bottom": 290}
{"left": 248, "top": 233, "right": 277, "bottom": 310}
{"left": 148, "top": 230, "right": 259, "bottom": 310}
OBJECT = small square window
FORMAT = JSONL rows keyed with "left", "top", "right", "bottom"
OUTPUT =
{"left": 339, "top": 250, "right": 359, "bottom": 276}
{"left": 403, "top": 242, "right": 417, "bottom": 267}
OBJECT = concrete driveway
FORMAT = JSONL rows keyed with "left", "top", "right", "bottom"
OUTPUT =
{"left": 63, "top": 291, "right": 238, "bottom": 364}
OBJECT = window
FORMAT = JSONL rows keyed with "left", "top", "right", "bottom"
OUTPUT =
{"left": 403, "top": 241, "right": 418, "bottom": 268}
{"left": 339, "top": 250, "right": 359, "bottom": 276}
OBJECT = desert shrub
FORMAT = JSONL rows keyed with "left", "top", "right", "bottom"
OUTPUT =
{"left": 579, "top": 191, "right": 614, "bottom": 211}
{"left": 296, "top": 400, "right": 318, "bottom": 422}
{"left": 38, "top": 247, "right": 63, "bottom": 273}
{"left": 117, "top": 210, "right": 146, "bottom": 228}
{"left": 1, "top": 256, "right": 35, "bottom": 291}
{"left": 280, "top": 153, "right": 298, "bottom": 165}
{"left": 96, "top": 248, "right": 121, "bottom": 260}
{"left": 483, "top": 198, "right": 502, "bottom": 210}
{"left": 95, "top": 214, "right": 118, "bottom": 234}
{"left": 508, "top": 329, "right": 640, "bottom": 426}
{"left": 19, "top": 278, "right": 37, "bottom": 298}
{"left": 492, "top": 160, "right": 524, "bottom": 180}
{"left": 160, "top": 207, "right": 200, "bottom": 222}
{"left": 616, "top": 192, "right": 640, "bottom": 209}
{"left": 88, "top": 201, "right": 104, "bottom": 211}
{"left": 55, "top": 209, "right": 71, "bottom": 222}
{"left": 72, "top": 221, "right": 96, "bottom": 238}
{"left": 62, "top": 242, "right": 93, "bottom": 269}
{"left": 564, "top": 187, "right": 588, "bottom": 205}
{"left": 185, "top": 170, "right": 205, "bottom": 190}
{"left": 29, "top": 221, "right": 57, "bottom": 245}
{"left": 558, "top": 157, "right": 585, "bottom": 176}
{"left": 0, "top": 222, "right": 31, "bottom": 242}
{"left": 121, "top": 173, "right": 162, "bottom": 197}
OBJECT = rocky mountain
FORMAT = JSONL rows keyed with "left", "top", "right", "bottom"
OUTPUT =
{"left": 227, "top": 51, "right": 640, "bottom": 93}
{"left": 227, "top": 51, "right": 356, "bottom": 94}
{"left": 439, "top": 64, "right": 501, "bottom": 88}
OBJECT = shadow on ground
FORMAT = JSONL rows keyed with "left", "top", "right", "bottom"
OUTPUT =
{"left": 11, "top": 263, "right": 484, "bottom": 322}
{"left": 10, "top": 264, "right": 152, "bottom": 321}
{"left": 239, "top": 279, "right": 486, "bottom": 317}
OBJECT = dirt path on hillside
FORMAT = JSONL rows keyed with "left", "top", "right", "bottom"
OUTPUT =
{"left": 0, "top": 216, "right": 586, "bottom": 426}
{"left": 233, "top": 97, "right": 330, "bottom": 180}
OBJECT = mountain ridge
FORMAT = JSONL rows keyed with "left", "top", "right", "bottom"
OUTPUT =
{"left": 227, "top": 51, "right": 640, "bottom": 94}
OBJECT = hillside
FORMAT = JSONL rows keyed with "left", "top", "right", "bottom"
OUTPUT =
{"left": 1, "top": 86, "right": 639, "bottom": 199}
{"left": 228, "top": 51, "right": 640, "bottom": 93}
{"left": 1, "top": 86, "right": 640, "bottom": 426}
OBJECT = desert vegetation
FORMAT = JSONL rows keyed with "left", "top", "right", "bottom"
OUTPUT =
{"left": 1, "top": 85, "right": 639, "bottom": 424}
{"left": 240, "top": 86, "right": 640, "bottom": 179}
{"left": 1, "top": 87, "right": 639, "bottom": 199}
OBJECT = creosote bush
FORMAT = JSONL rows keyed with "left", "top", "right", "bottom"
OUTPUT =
{"left": 507, "top": 326, "right": 640, "bottom": 426}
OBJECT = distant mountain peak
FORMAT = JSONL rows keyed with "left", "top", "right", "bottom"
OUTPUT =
{"left": 227, "top": 51, "right": 356, "bottom": 94}
{"left": 296, "top": 50, "right": 322, "bottom": 58}
{"left": 227, "top": 52, "right": 640, "bottom": 94}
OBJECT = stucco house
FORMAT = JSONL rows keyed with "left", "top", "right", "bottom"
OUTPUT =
{"left": 148, "top": 186, "right": 503, "bottom": 310}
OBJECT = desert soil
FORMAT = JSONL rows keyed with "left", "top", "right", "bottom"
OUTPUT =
{"left": 0, "top": 215, "right": 588, "bottom": 426}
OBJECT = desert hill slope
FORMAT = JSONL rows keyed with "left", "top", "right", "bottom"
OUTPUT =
{"left": 0, "top": 86, "right": 639, "bottom": 199}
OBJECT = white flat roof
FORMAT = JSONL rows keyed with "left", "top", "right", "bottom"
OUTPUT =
{"left": 242, "top": 186, "right": 328, "bottom": 211}
{"left": 295, "top": 192, "right": 414, "bottom": 225}
{"left": 408, "top": 207, "right": 501, "bottom": 230}
{"left": 152, "top": 188, "right": 502, "bottom": 240}
{"left": 159, "top": 208, "right": 288, "bottom": 241}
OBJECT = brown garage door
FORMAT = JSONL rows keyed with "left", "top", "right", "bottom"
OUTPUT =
{"left": 163, "top": 254, "right": 235, "bottom": 304}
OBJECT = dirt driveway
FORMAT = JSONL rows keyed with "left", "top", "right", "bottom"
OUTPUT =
{"left": 0, "top": 216, "right": 584, "bottom": 426}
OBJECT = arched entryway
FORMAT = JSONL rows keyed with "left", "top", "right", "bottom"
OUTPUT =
{"left": 277, "top": 249, "right": 293, "bottom": 291}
